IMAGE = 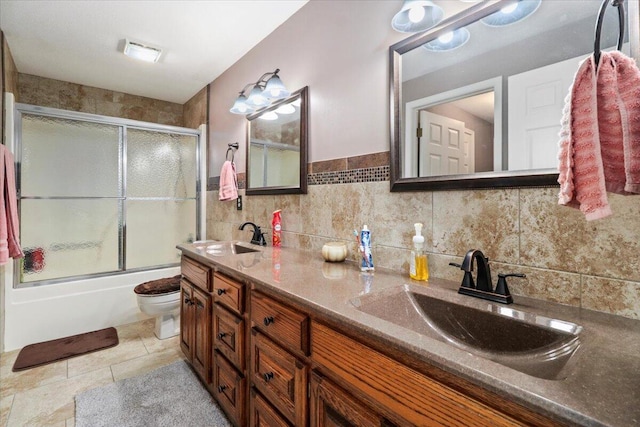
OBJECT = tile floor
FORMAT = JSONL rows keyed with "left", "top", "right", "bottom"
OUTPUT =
{"left": 0, "top": 319, "right": 185, "bottom": 426}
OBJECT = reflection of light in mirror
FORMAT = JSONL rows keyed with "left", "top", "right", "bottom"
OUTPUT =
{"left": 259, "top": 111, "right": 278, "bottom": 121}
{"left": 292, "top": 98, "right": 301, "bottom": 107}
{"left": 423, "top": 27, "right": 470, "bottom": 51}
{"left": 482, "top": 0, "right": 541, "bottom": 27}
{"left": 275, "top": 104, "right": 296, "bottom": 114}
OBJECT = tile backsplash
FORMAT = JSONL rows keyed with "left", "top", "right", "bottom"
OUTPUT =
{"left": 207, "top": 162, "right": 640, "bottom": 320}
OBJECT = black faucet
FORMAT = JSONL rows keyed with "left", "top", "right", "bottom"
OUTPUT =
{"left": 449, "top": 249, "right": 525, "bottom": 304}
{"left": 239, "top": 222, "right": 267, "bottom": 246}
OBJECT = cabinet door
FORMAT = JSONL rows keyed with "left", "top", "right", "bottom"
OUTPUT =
{"left": 179, "top": 281, "right": 194, "bottom": 360}
{"left": 214, "top": 303, "right": 246, "bottom": 371}
{"left": 250, "top": 388, "right": 292, "bottom": 427}
{"left": 214, "top": 351, "right": 247, "bottom": 427}
{"left": 192, "top": 285, "right": 212, "bottom": 383}
{"left": 251, "top": 330, "right": 308, "bottom": 427}
{"left": 310, "top": 371, "right": 388, "bottom": 427}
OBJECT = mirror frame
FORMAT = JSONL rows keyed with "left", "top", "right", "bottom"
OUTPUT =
{"left": 245, "top": 86, "right": 309, "bottom": 195}
{"left": 389, "top": 0, "right": 640, "bottom": 192}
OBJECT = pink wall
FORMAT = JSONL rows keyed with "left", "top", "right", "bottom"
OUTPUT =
{"left": 208, "top": 0, "right": 407, "bottom": 176}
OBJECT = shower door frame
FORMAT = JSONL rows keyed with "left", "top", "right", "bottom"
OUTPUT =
{"left": 13, "top": 103, "right": 203, "bottom": 288}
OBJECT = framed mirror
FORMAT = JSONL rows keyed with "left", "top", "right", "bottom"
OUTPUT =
{"left": 246, "top": 86, "right": 308, "bottom": 195}
{"left": 390, "top": 0, "right": 640, "bottom": 191}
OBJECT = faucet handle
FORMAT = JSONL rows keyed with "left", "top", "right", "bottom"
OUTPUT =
{"left": 495, "top": 273, "right": 526, "bottom": 296}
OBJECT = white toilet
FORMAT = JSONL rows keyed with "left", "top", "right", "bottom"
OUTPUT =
{"left": 134, "top": 275, "right": 182, "bottom": 339}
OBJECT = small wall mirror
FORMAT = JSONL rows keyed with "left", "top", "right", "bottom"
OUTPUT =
{"left": 390, "top": 0, "right": 639, "bottom": 191}
{"left": 246, "top": 86, "right": 308, "bottom": 195}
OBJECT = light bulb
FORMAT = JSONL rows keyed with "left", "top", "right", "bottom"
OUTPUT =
{"left": 408, "top": 5, "right": 425, "bottom": 23}
{"left": 501, "top": 3, "right": 518, "bottom": 14}
{"left": 438, "top": 32, "right": 454, "bottom": 43}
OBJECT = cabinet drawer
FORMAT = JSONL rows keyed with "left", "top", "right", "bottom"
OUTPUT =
{"left": 214, "top": 273, "right": 244, "bottom": 315}
{"left": 181, "top": 256, "right": 211, "bottom": 292}
{"left": 213, "top": 303, "right": 246, "bottom": 371}
{"left": 311, "top": 322, "right": 522, "bottom": 427}
{"left": 213, "top": 351, "right": 246, "bottom": 427}
{"left": 251, "top": 331, "right": 308, "bottom": 427}
{"left": 251, "top": 291, "right": 309, "bottom": 357}
{"left": 250, "top": 388, "right": 292, "bottom": 427}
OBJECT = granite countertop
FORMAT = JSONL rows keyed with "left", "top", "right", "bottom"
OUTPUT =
{"left": 178, "top": 242, "right": 640, "bottom": 427}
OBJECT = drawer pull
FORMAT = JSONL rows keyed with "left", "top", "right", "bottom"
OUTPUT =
{"left": 217, "top": 288, "right": 226, "bottom": 296}
{"left": 217, "top": 384, "right": 227, "bottom": 393}
{"left": 196, "top": 300, "right": 204, "bottom": 309}
{"left": 263, "top": 316, "right": 274, "bottom": 326}
{"left": 184, "top": 297, "right": 192, "bottom": 305}
{"left": 217, "top": 332, "right": 227, "bottom": 340}
{"left": 263, "top": 372, "right": 274, "bottom": 382}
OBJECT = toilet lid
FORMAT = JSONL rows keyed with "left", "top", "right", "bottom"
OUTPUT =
{"left": 134, "top": 275, "right": 182, "bottom": 295}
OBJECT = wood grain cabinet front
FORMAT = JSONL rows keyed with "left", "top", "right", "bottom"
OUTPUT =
{"left": 213, "top": 303, "right": 246, "bottom": 372}
{"left": 181, "top": 256, "right": 211, "bottom": 292}
{"left": 250, "top": 388, "right": 293, "bottom": 427}
{"left": 251, "top": 330, "right": 308, "bottom": 427}
{"left": 180, "top": 278, "right": 211, "bottom": 385}
{"left": 310, "top": 371, "right": 392, "bottom": 427}
{"left": 213, "top": 272, "right": 244, "bottom": 315}
{"left": 214, "top": 351, "right": 247, "bottom": 427}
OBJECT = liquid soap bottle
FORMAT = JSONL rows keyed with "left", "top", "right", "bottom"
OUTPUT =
{"left": 409, "top": 223, "right": 428, "bottom": 281}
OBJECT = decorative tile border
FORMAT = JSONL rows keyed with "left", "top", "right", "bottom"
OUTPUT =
{"left": 308, "top": 165, "right": 389, "bottom": 185}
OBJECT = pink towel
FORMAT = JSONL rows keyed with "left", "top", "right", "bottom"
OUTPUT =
{"left": 218, "top": 160, "right": 238, "bottom": 201}
{"left": 0, "top": 145, "right": 24, "bottom": 264}
{"left": 557, "top": 51, "right": 640, "bottom": 220}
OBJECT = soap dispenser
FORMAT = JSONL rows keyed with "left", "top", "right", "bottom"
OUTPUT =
{"left": 410, "top": 223, "right": 428, "bottom": 281}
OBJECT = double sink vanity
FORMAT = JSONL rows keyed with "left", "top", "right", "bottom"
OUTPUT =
{"left": 178, "top": 240, "right": 640, "bottom": 426}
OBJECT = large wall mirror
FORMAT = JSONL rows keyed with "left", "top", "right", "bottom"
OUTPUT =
{"left": 390, "top": 0, "right": 640, "bottom": 191}
{"left": 246, "top": 86, "right": 308, "bottom": 195}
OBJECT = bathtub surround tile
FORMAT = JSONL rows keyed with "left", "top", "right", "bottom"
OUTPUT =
{"left": 432, "top": 189, "right": 519, "bottom": 264}
{"left": 581, "top": 277, "right": 640, "bottom": 320}
{"left": 7, "top": 367, "right": 113, "bottom": 427}
{"left": 520, "top": 188, "right": 640, "bottom": 282}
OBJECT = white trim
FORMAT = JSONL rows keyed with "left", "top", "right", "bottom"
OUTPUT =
{"left": 403, "top": 77, "right": 503, "bottom": 177}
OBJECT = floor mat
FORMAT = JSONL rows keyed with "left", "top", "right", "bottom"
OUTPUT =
{"left": 75, "top": 360, "right": 231, "bottom": 427}
{"left": 12, "top": 327, "right": 119, "bottom": 371}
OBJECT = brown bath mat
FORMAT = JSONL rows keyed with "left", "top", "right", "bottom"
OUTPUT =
{"left": 12, "top": 327, "right": 119, "bottom": 371}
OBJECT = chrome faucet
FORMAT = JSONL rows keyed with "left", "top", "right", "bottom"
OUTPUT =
{"left": 450, "top": 249, "right": 525, "bottom": 304}
{"left": 239, "top": 222, "right": 267, "bottom": 246}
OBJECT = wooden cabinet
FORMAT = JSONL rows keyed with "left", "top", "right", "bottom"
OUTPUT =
{"left": 180, "top": 257, "right": 212, "bottom": 385}
{"left": 211, "top": 272, "right": 249, "bottom": 427}
{"left": 250, "top": 388, "right": 292, "bottom": 427}
{"left": 310, "top": 371, "right": 390, "bottom": 427}
{"left": 249, "top": 291, "right": 310, "bottom": 427}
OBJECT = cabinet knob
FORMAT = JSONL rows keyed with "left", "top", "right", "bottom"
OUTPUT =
{"left": 217, "top": 384, "right": 227, "bottom": 393}
{"left": 263, "top": 316, "right": 274, "bottom": 326}
{"left": 217, "top": 332, "right": 227, "bottom": 340}
{"left": 263, "top": 372, "right": 274, "bottom": 382}
{"left": 217, "top": 288, "right": 226, "bottom": 296}
{"left": 184, "top": 297, "right": 192, "bottom": 305}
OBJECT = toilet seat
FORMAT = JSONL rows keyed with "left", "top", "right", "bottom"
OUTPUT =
{"left": 134, "top": 275, "right": 181, "bottom": 295}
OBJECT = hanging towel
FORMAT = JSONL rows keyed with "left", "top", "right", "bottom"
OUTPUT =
{"left": 0, "top": 145, "right": 24, "bottom": 264}
{"left": 557, "top": 51, "right": 640, "bottom": 220}
{"left": 218, "top": 160, "right": 238, "bottom": 201}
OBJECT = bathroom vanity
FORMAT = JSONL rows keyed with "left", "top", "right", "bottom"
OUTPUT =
{"left": 178, "top": 242, "right": 640, "bottom": 427}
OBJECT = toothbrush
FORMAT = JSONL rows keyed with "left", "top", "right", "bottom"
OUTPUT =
{"left": 353, "top": 229, "right": 370, "bottom": 268}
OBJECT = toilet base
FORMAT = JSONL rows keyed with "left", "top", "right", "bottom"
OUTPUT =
{"left": 154, "top": 312, "right": 180, "bottom": 340}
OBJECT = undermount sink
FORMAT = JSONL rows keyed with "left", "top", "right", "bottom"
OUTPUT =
{"left": 192, "top": 240, "right": 259, "bottom": 255}
{"left": 351, "top": 285, "right": 582, "bottom": 380}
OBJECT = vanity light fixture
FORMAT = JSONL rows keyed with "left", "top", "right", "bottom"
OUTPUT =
{"left": 423, "top": 27, "right": 471, "bottom": 51}
{"left": 481, "top": 0, "right": 541, "bottom": 27}
{"left": 391, "top": 0, "right": 444, "bottom": 33}
{"left": 230, "top": 69, "right": 290, "bottom": 115}
{"left": 123, "top": 39, "right": 162, "bottom": 63}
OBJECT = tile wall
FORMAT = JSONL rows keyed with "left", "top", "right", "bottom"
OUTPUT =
{"left": 207, "top": 154, "right": 640, "bottom": 321}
